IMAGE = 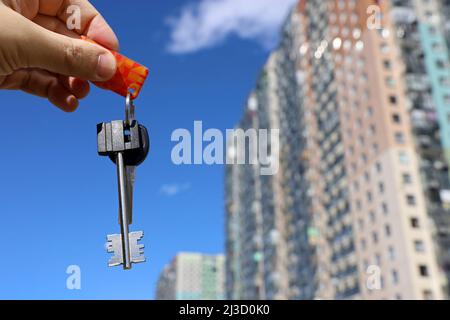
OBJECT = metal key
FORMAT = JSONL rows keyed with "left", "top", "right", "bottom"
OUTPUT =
{"left": 97, "top": 94, "right": 150, "bottom": 270}
{"left": 106, "top": 232, "right": 145, "bottom": 267}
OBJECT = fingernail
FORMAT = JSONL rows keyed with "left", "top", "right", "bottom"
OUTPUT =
{"left": 67, "top": 96, "right": 79, "bottom": 112}
{"left": 96, "top": 52, "right": 117, "bottom": 80}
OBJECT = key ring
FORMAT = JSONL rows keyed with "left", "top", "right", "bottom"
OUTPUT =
{"left": 125, "top": 91, "right": 135, "bottom": 127}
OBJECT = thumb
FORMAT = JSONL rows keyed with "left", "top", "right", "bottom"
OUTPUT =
{"left": 19, "top": 18, "right": 117, "bottom": 81}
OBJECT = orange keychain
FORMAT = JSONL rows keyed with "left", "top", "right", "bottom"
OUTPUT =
{"left": 82, "top": 36, "right": 149, "bottom": 100}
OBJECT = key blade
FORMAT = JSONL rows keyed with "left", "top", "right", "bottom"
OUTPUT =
{"left": 117, "top": 152, "right": 132, "bottom": 269}
{"left": 126, "top": 166, "right": 136, "bottom": 224}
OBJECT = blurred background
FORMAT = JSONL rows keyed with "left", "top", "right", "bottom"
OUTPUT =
{"left": 2, "top": 0, "right": 450, "bottom": 300}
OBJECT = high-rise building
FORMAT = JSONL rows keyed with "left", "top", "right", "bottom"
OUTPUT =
{"left": 226, "top": 0, "right": 450, "bottom": 300}
{"left": 225, "top": 53, "right": 291, "bottom": 300}
{"left": 156, "top": 253, "right": 225, "bottom": 300}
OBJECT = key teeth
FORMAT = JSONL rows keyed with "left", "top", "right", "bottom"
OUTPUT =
{"left": 106, "top": 241, "right": 114, "bottom": 253}
{"left": 106, "top": 234, "right": 123, "bottom": 267}
{"left": 130, "top": 230, "right": 146, "bottom": 264}
{"left": 130, "top": 231, "right": 144, "bottom": 240}
{"left": 105, "top": 231, "right": 147, "bottom": 268}
{"left": 108, "top": 259, "right": 122, "bottom": 266}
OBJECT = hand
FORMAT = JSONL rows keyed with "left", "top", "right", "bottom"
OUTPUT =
{"left": 0, "top": 0, "right": 119, "bottom": 112}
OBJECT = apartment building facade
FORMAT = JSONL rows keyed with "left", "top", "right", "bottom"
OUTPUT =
{"left": 226, "top": 0, "right": 450, "bottom": 300}
{"left": 156, "top": 253, "right": 225, "bottom": 300}
{"left": 225, "top": 55, "right": 290, "bottom": 300}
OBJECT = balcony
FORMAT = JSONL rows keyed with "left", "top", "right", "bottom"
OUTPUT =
{"left": 411, "top": 110, "right": 438, "bottom": 134}
{"left": 390, "top": 7, "right": 417, "bottom": 25}
{"left": 405, "top": 74, "right": 430, "bottom": 92}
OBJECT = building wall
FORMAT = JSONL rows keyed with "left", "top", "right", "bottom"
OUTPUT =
{"left": 390, "top": 0, "right": 450, "bottom": 296}
{"left": 225, "top": 93, "right": 264, "bottom": 299}
{"left": 325, "top": 0, "right": 443, "bottom": 300}
{"left": 225, "top": 147, "right": 243, "bottom": 299}
{"left": 225, "top": 0, "right": 450, "bottom": 300}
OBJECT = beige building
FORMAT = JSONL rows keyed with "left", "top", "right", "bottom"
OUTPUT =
{"left": 326, "top": 0, "right": 443, "bottom": 299}
{"left": 226, "top": 0, "right": 450, "bottom": 300}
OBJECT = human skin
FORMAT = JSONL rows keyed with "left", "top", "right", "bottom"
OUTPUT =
{"left": 0, "top": 0, "right": 119, "bottom": 112}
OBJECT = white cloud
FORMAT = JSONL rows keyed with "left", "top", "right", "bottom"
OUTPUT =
{"left": 167, "top": 0, "right": 297, "bottom": 54}
{"left": 160, "top": 183, "right": 191, "bottom": 197}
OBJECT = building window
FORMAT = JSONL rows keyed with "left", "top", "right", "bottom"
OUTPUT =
{"left": 356, "top": 118, "right": 362, "bottom": 129}
{"left": 361, "top": 153, "right": 368, "bottom": 163}
{"left": 423, "top": 290, "right": 433, "bottom": 300}
{"left": 436, "top": 59, "right": 446, "bottom": 69}
{"left": 356, "top": 200, "right": 362, "bottom": 210}
{"left": 388, "top": 246, "right": 395, "bottom": 260}
{"left": 411, "top": 217, "right": 420, "bottom": 228}
{"left": 402, "top": 173, "right": 412, "bottom": 184}
{"left": 429, "top": 25, "right": 437, "bottom": 35}
{"left": 444, "top": 94, "right": 450, "bottom": 105}
{"left": 392, "top": 270, "right": 399, "bottom": 284}
{"left": 399, "top": 152, "right": 410, "bottom": 165}
{"left": 389, "top": 95, "right": 397, "bottom": 105}
{"left": 359, "top": 135, "right": 365, "bottom": 145}
{"left": 439, "top": 76, "right": 450, "bottom": 87}
{"left": 370, "top": 211, "right": 376, "bottom": 222}
{"left": 372, "top": 232, "right": 379, "bottom": 244}
{"left": 376, "top": 162, "right": 382, "bottom": 172}
{"left": 395, "top": 132, "right": 405, "bottom": 144}
{"left": 382, "top": 202, "right": 389, "bottom": 214}
{"left": 392, "top": 113, "right": 401, "bottom": 123}
{"left": 385, "top": 224, "right": 391, "bottom": 237}
{"left": 358, "top": 218, "right": 364, "bottom": 229}
{"left": 361, "top": 239, "right": 367, "bottom": 249}
{"left": 375, "top": 254, "right": 381, "bottom": 266}
{"left": 419, "top": 265, "right": 429, "bottom": 277}
{"left": 406, "top": 195, "right": 417, "bottom": 206}
{"left": 432, "top": 42, "right": 443, "bottom": 52}
{"left": 386, "top": 77, "right": 396, "bottom": 87}
{"left": 372, "top": 143, "right": 379, "bottom": 152}
{"left": 414, "top": 240, "right": 425, "bottom": 252}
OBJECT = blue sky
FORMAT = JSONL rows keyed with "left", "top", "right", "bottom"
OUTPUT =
{"left": 0, "top": 0, "right": 294, "bottom": 299}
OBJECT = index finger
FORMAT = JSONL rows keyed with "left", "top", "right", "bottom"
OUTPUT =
{"left": 38, "top": 0, "right": 119, "bottom": 50}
